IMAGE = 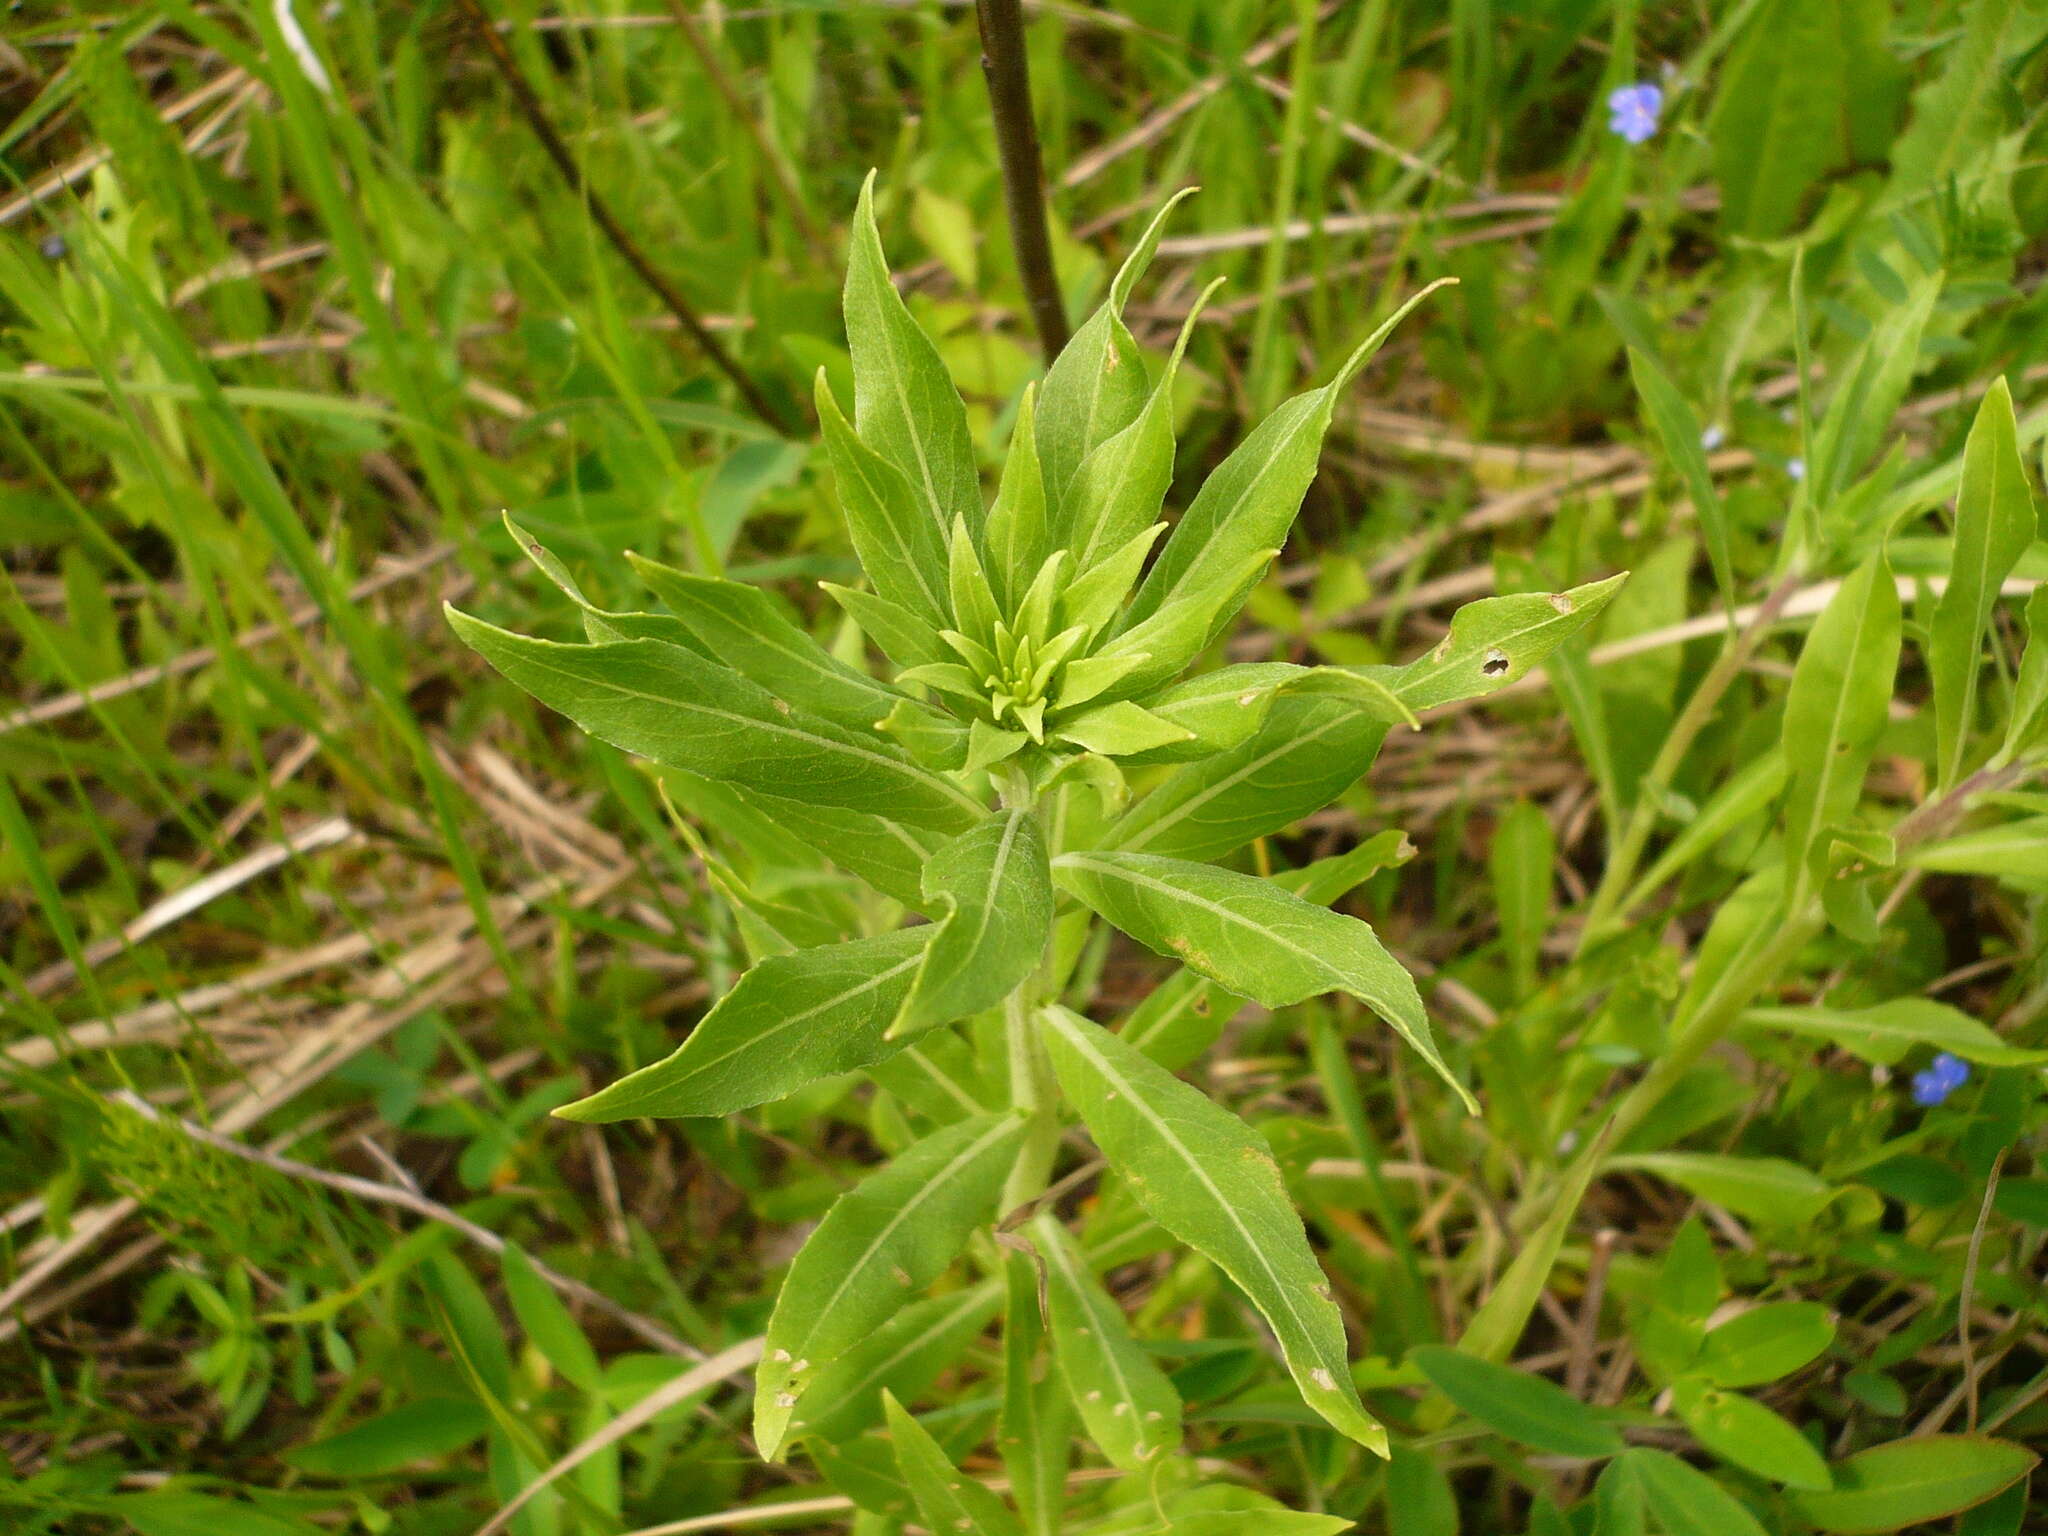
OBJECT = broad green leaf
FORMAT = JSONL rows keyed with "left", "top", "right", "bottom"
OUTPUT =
{"left": 1038, "top": 1005, "right": 1387, "bottom": 1452}
{"left": 794, "top": 1282, "right": 1003, "bottom": 1446}
{"left": 816, "top": 373, "right": 950, "bottom": 625}
{"left": 1118, "top": 283, "right": 1450, "bottom": 676}
{"left": 1361, "top": 573, "right": 1628, "bottom": 712}
{"left": 557, "top": 929, "right": 930, "bottom": 1121}
{"left": 897, "top": 809, "right": 1052, "bottom": 1035}
{"left": 1780, "top": 556, "right": 1901, "bottom": 895}
{"left": 446, "top": 615, "right": 984, "bottom": 833}
{"left": 281, "top": 1398, "right": 491, "bottom": 1476}
{"left": 1695, "top": 1301, "right": 1835, "bottom": 1388}
{"left": 882, "top": 1391, "right": 1025, "bottom": 1536}
{"left": 845, "top": 173, "right": 979, "bottom": 538}
{"left": 1109, "top": 694, "right": 1390, "bottom": 863}
{"left": 1959, "top": 1480, "right": 2029, "bottom": 1536}
{"left": 627, "top": 552, "right": 913, "bottom": 735}
{"left": 1053, "top": 700, "right": 1193, "bottom": 757}
{"left": 1489, "top": 800, "right": 1554, "bottom": 997}
{"left": 1673, "top": 1379, "right": 1831, "bottom": 1490}
{"left": 1932, "top": 379, "right": 2036, "bottom": 786}
{"left": 1607, "top": 1153, "right": 1834, "bottom": 1225}
{"left": 1629, "top": 348, "right": 1732, "bottom": 615}
{"left": 502, "top": 1244, "right": 603, "bottom": 1392}
{"left": 1624, "top": 1447, "right": 1769, "bottom": 1536}
{"left": 756, "top": 1112, "right": 1025, "bottom": 1458}
{"left": 1408, "top": 1346, "right": 1622, "bottom": 1458}
{"left": 1037, "top": 188, "right": 1194, "bottom": 513}
{"left": 1707, "top": 0, "right": 1850, "bottom": 238}
{"left": 1031, "top": 1212, "right": 1182, "bottom": 1470}
{"left": 1052, "top": 850, "right": 1468, "bottom": 1108}
{"left": 821, "top": 579, "right": 947, "bottom": 671}
{"left": 1788, "top": 1436, "right": 2038, "bottom": 1533}
{"left": 1906, "top": 817, "right": 2048, "bottom": 884}
{"left": 1086, "top": 543, "right": 1283, "bottom": 700}
{"left": 1118, "top": 834, "right": 1413, "bottom": 1070}
{"left": 708, "top": 775, "right": 949, "bottom": 911}
{"left": 1741, "top": 998, "right": 2048, "bottom": 1068}
{"left": 984, "top": 385, "right": 1049, "bottom": 610}
{"left": 1060, "top": 279, "right": 1217, "bottom": 574}
{"left": 1131, "top": 662, "right": 1305, "bottom": 761}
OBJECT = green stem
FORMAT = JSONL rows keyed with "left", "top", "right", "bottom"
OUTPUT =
{"left": 1001, "top": 985, "right": 1061, "bottom": 1213}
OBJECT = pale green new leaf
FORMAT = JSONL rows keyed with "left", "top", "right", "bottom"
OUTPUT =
{"left": 882, "top": 1391, "right": 1025, "bottom": 1536}
{"left": 1053, "top": 700, "right": 1193, "bottom": 757}
{"left": 1780, "top": 556, "right": 1901, "bottom": 895}
{"left": 1123, "top": 281, "right": 1450, "bottom": 643}
{"left": 446, "top": 614, "right": 985, "bottom": 833}
{"left": 1037, "top": 188, "right": 1195, "bottom": 512}
{"left": 1052, "top": 850, "right": 1469, "bottom": 1109}
{"left": 1030, "top": 1212, "right": 1182, "bottom": 1470}
{"left": 1359, "top": 573, "right": 1628, "bottom": 712}
{"left": 897, "top": 810, "right": 1053, "bottom": 1036}
{"left": 984, "top": 385, "right": 1049, "bottom": 610}
{"left": 820, "top": 580, "right": 946, "bottom": 671}
{"left": 755, "top": 1111, "right": 1026, "bottom": 1458}
{"left": 816, "top": 373, "right": 950, "bottom": 625}
{"left": 1037, "top": 1004, "right": 1388, "bottom": 1453}
{"left": 556, "top": 929, "right": 931, "bottom": 1121}
{"left": 845, "top": 173, "right": 980, "bottom": 538}
{"left": 1932, "top": 378, "right": 2036, "bottom": 786}
{"left": 1130, "top": 663, "right": 1305, "bottom": 762}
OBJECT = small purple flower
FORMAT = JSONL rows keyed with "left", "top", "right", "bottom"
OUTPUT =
{"left": 1700, "top": 424, "right": 1725, "bottom": 452}
{"left": 39, "top": 233, "right": 65, "bottom": 261}
{"left": 1910, "top": 1052, "right": 1970, "bottom": 1107}
{"left": 1787, "top": 457, "right": 1806, "bottom": 482}
{"left": 1607, "top": 83, "right": 1663, "bottom": 145}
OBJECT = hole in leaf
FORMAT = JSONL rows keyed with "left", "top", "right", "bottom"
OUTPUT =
{"left": 1481, "top": 649, "right": 1511, "bottom": 676}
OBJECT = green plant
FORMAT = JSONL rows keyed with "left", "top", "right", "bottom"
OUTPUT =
{"left": 449, "top": 178, "right": 1623, "bottom": 1524}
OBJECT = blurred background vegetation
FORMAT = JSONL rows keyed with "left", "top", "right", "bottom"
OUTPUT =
{"left": 2, "top": 1, "right": 2047, "bottom": 1532}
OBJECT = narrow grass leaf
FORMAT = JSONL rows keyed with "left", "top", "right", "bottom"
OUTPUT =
{"left": 1629, "top": 347, "right": 1733, "bottom": 614}
{"left": 882, "top": 1391, "right": 1025, "bottom": 1536}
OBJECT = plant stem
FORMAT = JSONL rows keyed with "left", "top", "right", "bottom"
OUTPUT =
{"left": 974, "top": 0, "right": 1069, "bottom": 364}
{"left": 1576, "top": 571, "right": 1804, "bottom": 950}
{"left": 454, "top": 0, "right": 798, "bottom": 439}
{"left": 1001, "top": 986, "right": 1062, "bottom": 1212}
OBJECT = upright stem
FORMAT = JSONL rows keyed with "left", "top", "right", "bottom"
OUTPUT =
{"left": 974, "top": 0, "right": 1069, "bottom": 364}
{"left": 1001, "top": 985, "right": 1061, "bottom": 1212}
{"left": 455, "top": 0, "right": 798, "bottom": 442}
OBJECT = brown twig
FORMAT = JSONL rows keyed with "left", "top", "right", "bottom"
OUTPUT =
{"left": 452, "top": 0, "right": 796, "bottom": 436}
{"left": 974, "top": 0, "right": 1068, "bottom": 362}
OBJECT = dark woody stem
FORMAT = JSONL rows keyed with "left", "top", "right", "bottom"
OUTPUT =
{"left": 974, "top": 0, "right": 1070, "bottom": 364}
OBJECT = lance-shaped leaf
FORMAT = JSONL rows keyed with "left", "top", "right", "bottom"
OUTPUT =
{"left": 1053, "top": 850, "right": 1468, "bottom": 1108}
{"left": 983, "top": 385, "right": 1050, "bottom": 610}
{"left": 716, "top": 777, "right": 949, "bottom": 912}
{"left": 894, "top": 809, "right": 1053, "bottom": 1036}
{"left": 446, "top": 614, "right": 985, "bottom": 834}
{"left": 1059, "top": 279, "right": 1220, "bottom": 572}
{"left": 1125, "top": 662, "right": 1305, "bottom": 762}
{"left": 1121, "top": 281, "right": 1451, "bottom": 640}
{"left": 1741, "top": 997, "right": 2048, "bottom": 1068}
{"left": 1037, "top": 188, "right": 1196, "bottom": 514}
{"left": 1629, "top": 348, "right": 1733, "bottom": 616}
{"left": 1030, "top": 1212, "right": 1183, "bottom": 1470}
{"left": 1999, "top": 586, "right": 2048, "bottom": 765}
{"left": 1037, "top": 1005, "right": 1388, "bottom": 1453}
{"left": 845, "top": 173, "right": 980, "bottom": 538}
{"left": 555, "top": 928, "right": 931, "bottom": 1122}
{"left": 1781, "top": 556, "right": 1900, "bottom": 893}
{"left": 882, "top": 1392, "right": 1025, "bottom": 1536}
{"left": 1787, "top": 1436, "right": 2036, "bottom": 1534}
{"left": 1932, "top": 378, "right": 2036, "bottom": 787}
{"left": 1109, "top": 693, "right": 1390, "bottom": 864}
{"left": 1000, "top": 1252, "right": 1070, "bottom": 1536}
{"left": 755, "top": 1111, "right": 1026, "bottom": 1459}
{"left": 821, "top": 581, "right": 946, "bottom": 671}
{"left": 627, "top": 552, "right": 914, "bottom": 734}
{"left": 817, "top": 373, "right": 950, "bottom": 626}
{"left": 794, "top": 1282, "right": 1003, "bottom": 1447}
{"left": 1052, "top": 700, "right": 1193, "bottom": 757}
{"left": 1359, "top": 573, "right": 1628, "bottom": 712}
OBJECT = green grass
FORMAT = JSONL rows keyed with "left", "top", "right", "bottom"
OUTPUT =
{"left": 3, "top": 2, "right": 2048, "bottom": 1533}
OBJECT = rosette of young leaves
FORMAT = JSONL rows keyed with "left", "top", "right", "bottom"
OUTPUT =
{"left": 449, "top": 178, "right": 1625, "bottom": 1495}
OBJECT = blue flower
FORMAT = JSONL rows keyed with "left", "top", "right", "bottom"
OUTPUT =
{"left": 1910, "top": 1052, "right": 1970, "bottom": 1107}
{"left": 1787, "top": 457, "right": 1806, "bottom": 482}
{"left": 1607, "top": 83, "right": 1663, "bottom": 145}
